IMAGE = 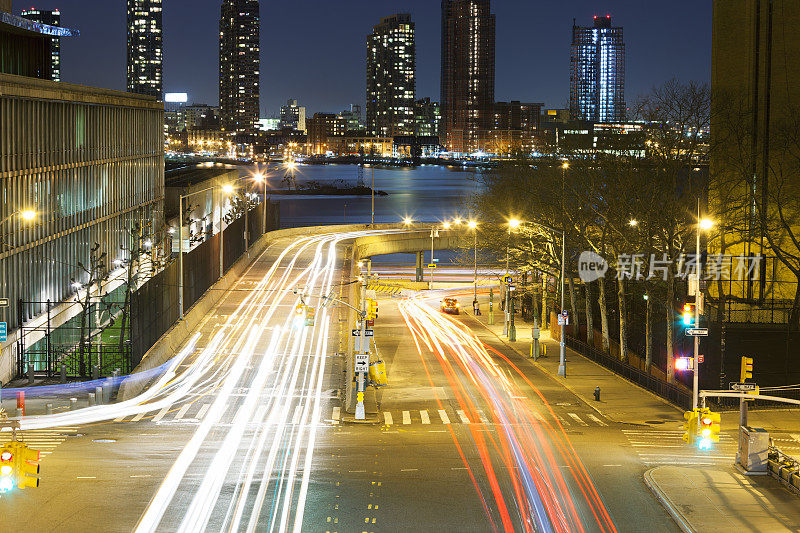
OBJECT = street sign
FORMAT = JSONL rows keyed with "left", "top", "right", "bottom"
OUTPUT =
{"left": 532, "top": 328, "right": 540, "bottom": 339}
{"left": 0, "top": 322, "right": 6, "bottom": 342}
{"left": 562, "top": 310, "right": 568, "bottom": 318}
{"left": 0, "top": 298, "right": 8, "bottom": 307}
{"left": 352, "top": 329, "right": 374, "bottom": 337}
{"left": 502, "top": 275, "right": 513, "bottom": 285}
{"left": 685, "top": 328, "right": 709, "bottom": 336}
{"left": 698, "top": 354, "right": 704, "bottom": 363}
{"left": 731, "top": 382, "right": 757, "bottom": 391}
{"left": 428, "top": 264, "right": 437, "bottom": 269}
{"left": 354, "top": 353, "right": 369, "bottom": 373}
{"left": 557, "top": 315, "right": 569, "bottom": 326}
{"left": 507, "top": 284, "right": 515, "bottom": 291}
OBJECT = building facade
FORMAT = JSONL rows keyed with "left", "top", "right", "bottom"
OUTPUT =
{"left": 441, "top": 0, "right": 496, "bottom": 154}
{"left": 0, "top": 73, "right": 164, "bottom": 332}
{"left": 570, "top": 15, "right": 625, "bottom": 123}
{"left": 710, "top": 0, "right": 800, "bottom": 305}
{"left": 366, "top": 13, "right": 416, "bottom": 138}
{"left": 341, "top": 104, "right": 364, "bottom": 131}
{"left": 488, "top": 101, "right": 543, "bottom": 156}
{"left": 306, "top": 113, "right": 346, "bottom": 155}
{"left": 414, "top": 97, "right": 441, "bottom": 138}
{"left": 279, "top": 99, "right": 306, "bottom": 132}
{"left": 219, "top": 0, "right": 260, "bottom": 137}
{"left": 126, "top": 0, "right": 163, "bottom": 99}
{"left": 19, "top": 8, "right": 61, "bottom": 81}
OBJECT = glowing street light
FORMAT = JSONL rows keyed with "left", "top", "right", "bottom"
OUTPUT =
{"left": 454, "top": 217, "right": 462, "bottom": 225}
{"left": 442, "top": 221, "right": 451, "bottom": 229}
{"left": 403, "top": 217, "right": 413, "bottom": 225}
{"left": 19, "top": 210, "right": 36, "bottom": 222}
{"left": 629, "top": 219, "right": 639, "bottom": 227}
{"left": 222, "top": 184, "right": 235, "bottom": 195}
{"left": 699, "top": 218, "right": 714, "bottom": 231}
{"left": 508, "top": 218, "right": 521, "bottom": 229}
{"left": 561, "top": 161, "right": 570, "bottom": 169}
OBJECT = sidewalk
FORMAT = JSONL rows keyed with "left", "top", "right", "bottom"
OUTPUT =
{"left": 467, "top": 296, "right": 682, "bottom": 426}
{"left": 644, "top": 466, "right": 800, "bottom": 532}
{"left": 461, "top": 294, "right": 800, "bottom": 533}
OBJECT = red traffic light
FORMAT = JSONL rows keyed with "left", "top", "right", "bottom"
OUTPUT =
{"left": 0, "top": 451, "right": 12, "bottom": 462}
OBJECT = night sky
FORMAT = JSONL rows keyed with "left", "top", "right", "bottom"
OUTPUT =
{"left": 26, "top": 0, "right": 711, "bottom": 116}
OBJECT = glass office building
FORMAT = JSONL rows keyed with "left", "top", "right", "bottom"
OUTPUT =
{"left": 19, "top": 8, "right": 61, "bottom": 82}
{"left": 570, "top": 15, "right": 626, "bottom": 123}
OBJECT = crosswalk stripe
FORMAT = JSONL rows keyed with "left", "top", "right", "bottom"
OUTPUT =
{"left": 292, "top": 405, "right": 303, "bottom": 425}
{"left": 131, "top": 412, "right": 146, "bottom": 422}
{"left": 557, "top": 415, "right": 569, "bottom": 426}
{"left": 384, "top": 412, "right": 393, "bottom": 425}
{"left": 152, "top": 407, "right": 171, "bottom": 422}
{"left": 438, "top": 410, "right": 451, "bottom": 424}
{"left": 587, "top": 414, "right": 607, "bottom": 426}
{"left": 196, "top": 404, "right": 211, "bottom": 419}
{"left": 568, "top": 413, "right": 588, "bottom": 426}
{"left": 477, "top": 410, "right": 490, "bottom": 424}
{"left": 402, "top": 411, "right": 411, "bottom": 425}
{"left": 332, "top": 407, "right": 341, "bottom": 425}
{"left": 457, "top": 410, "right": 470, "bottom": 424}
{"left": 174, "top": 404, "right": 192, "bottom": 420}
{"left": 420, "top": 410, "right": 430, "bottom": 424}
{"left": 113, "top": 415, "right": 127, "bottom": 422}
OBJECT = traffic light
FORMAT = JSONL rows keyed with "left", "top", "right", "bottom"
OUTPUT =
{"left": 366, "top": 299, "right": 378, "bottom": 320}
{"left": 682, "top": 409, "right": 697, "bottom": 445}
{"left": 0, "top": 446, "right": 14, "bottom": 493}
{"left": 14, "top": 443, "right": 40, "bottom": 489}
{"left": 675, "top": 357, "right": 693, "bottom": 372}
{"left": 740, "top": 356, "right": 753, "bottom": 382}
{"left": 682, "top": 303, "right": 696, "bottom": 326}
{"left": 697, "top": 408, "right": 721, "bottom": 450}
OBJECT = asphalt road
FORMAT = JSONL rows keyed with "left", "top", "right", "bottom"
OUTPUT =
{"left": 5, "top": 237, "right": 798, "bottom": 532}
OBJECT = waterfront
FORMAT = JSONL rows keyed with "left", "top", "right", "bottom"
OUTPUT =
{"left": 241, "top": 163, "right": 485, "bottom": 228}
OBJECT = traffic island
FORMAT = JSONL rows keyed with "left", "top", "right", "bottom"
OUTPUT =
{"left": 644, "top": 465, "right": 800, "bottom": 532}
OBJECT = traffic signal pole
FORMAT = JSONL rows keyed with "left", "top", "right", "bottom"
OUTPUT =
{"left": 355, "top": 272, "right": 369, "bottom": 420}
{"left": 693, "top": 203, "right": 701, "bottom": 411}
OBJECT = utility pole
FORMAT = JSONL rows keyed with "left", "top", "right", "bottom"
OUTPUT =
{"left": 693, "top": 201, "right": 701, "bottom": 410}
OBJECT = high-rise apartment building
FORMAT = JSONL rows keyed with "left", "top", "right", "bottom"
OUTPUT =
{"left": 279, "top": 99, "right": 306, "bottom": 132}
{"left": 126, "top": 0, "right": 163, "bottom": 99}
{"left": 570, "top": 15, "right": 625, "bottom": 123}
{"left": 19, "top": 8, "right": 61, "bottom": 81}
{"left": 441, "top": 0, "right": 496, "bottom": 153}
{"left": 341, "top": 104, "right": 364, "bottom": 131}
{"left": 366, "top": 13, "right": 416, "bottom": 137}
{"left": 414, "top": 98, "right": 441, "bottom": 138}
{"left": 219, "top": 0, "right": 260, "bottom": 137}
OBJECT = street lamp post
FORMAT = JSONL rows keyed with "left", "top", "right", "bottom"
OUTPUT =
{"left": 469, "top": 220, "right": 478, "bottom": 300}
{"left": 693, "top": 203, "right": 714, "bottom": 410}
{"left": 505, "top": 219, "right": 520, "bottom": 336}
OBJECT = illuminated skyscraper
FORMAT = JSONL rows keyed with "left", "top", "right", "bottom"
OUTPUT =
{"left": 366, "top": 13, "right": 416, "bottom": 137}
{"left": 441, "top": 0, "right": 495, "bottom": 153}
{"left": 570, "top": 15, "right": 625, "bottom": 123}
{"left": 219, "top": 0, "right": 260, "bottom": 137}
{"left": 126, "top": 0, "right": 162, "bottom": 99}
{"left": 19, "top": 8, "right": 61, "bottom": 81}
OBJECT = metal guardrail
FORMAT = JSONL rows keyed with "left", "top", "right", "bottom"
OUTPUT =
{"left": 768, "top": 446, "right": 800, "bottom": 495}
{"left": 565, "top": 336, "right": 693, "bottom": 409}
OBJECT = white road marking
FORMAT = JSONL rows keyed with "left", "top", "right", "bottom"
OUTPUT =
{"left": 588, "top": 414, "right": 607, "bottom": 426}
{"left": 131, "top": 412, "right": 146, "bottom": 422}
{"left": 457, "top": 410, "right": 470, "bottom": 424}
{"left": 568, "top": 413, "right": 588, "bottom": 426}
{"left": 196, "top": 404, "right": 211, "bottom": 419}
{"left": 556, "top": 415, "right": 569, "bottom": 426}
{"left": 174, "top": 404, "right": 192, "bottom": 420}
{"left": 420, "top": 410, "right": 430, "bottom": 424}
{"left": 331, "top": 406, "right": 340, "bottom": 425}
{"left": 477, "top": 410, "right": 490, "bottom": 424}
{"left": 383, "top": 412, "right": 393, "bottom": 425}
{"left": 438, "top": 410, "right": 451, "bottom": 424}
{"left": 113, "top": 415, "right": 127, "bottom": 422}
{"left": 292, "top": 405, "right": 302, "bottom": 425}
{"left": 153, "top": 407, "right": 171, "bottom": 422}
{"left": 402, "top": 411, "right": 411, "bottom": 425}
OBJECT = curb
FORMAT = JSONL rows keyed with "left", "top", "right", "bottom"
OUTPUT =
{"left": 643, "top": 468, "right": 695, "bottom": 533}
{"left": 466, "top": 313, "right": 683, "bottom": 423}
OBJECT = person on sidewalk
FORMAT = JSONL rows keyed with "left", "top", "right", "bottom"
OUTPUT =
{"left": 473, "top": 299, "right": 481, "bottom": 315}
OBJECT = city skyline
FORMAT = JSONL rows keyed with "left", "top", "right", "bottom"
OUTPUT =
{"left": 23, "top": 0, "right": 711, "bottom": 116}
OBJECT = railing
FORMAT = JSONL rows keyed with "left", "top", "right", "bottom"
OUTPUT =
{"left": 565, "top": 335, "right": 693, "bottom": 409}
{"left": 768, "top": 446, "right": 800, "bottom": 495}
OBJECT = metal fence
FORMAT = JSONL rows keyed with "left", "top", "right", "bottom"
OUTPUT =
{"left": 565, "top": 335, "right": 693, "bottom": 409}
{"left": 14, "top": 200, "right": 279, "bottom": 380}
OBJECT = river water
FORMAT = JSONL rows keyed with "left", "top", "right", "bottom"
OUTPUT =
{"left": 242, "top": 163, "right": 485, "bottom": 228}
